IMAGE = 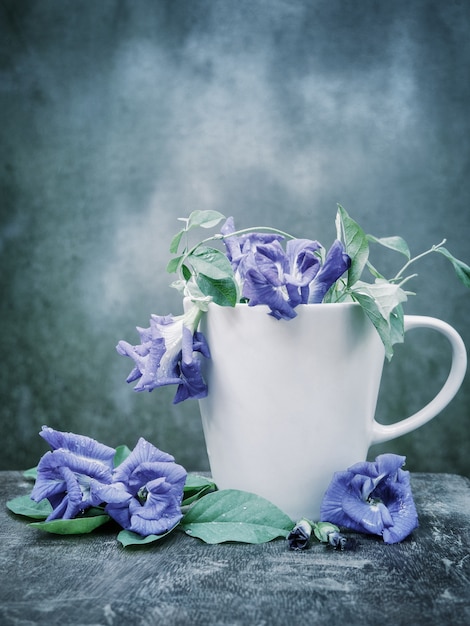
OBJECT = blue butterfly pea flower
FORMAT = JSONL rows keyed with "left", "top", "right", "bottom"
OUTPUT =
{"left": 95, "top": 438, "right": 187, "bottom": 537}
{"left": 116, "top": 304, "right": 210, "bottom": 403}
{"left": 31, "top": 426, "right": 116, "bottom": 520}
{"left": 320, "top": 453, "right": 418, "bottom": 544}
{"left": 308, "top": 239, "right": 351, "bottom": 303}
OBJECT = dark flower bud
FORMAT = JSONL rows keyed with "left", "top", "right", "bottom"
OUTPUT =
{"left": 287, "top": 519, "right": 313, "bottom": 551}
{"left": 327, "top": 531, "right": 358, "bottom": 551}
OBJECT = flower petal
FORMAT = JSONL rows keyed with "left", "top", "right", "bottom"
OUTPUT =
{"left": 39, "top": 426, "right": 115, "bottom": 467}
{"left": 308, "top": 240, "right": 351, "bottom": 303}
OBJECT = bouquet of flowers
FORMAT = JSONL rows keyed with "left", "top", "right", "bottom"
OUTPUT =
{"left": 117, "top": 205, "right": 469, "bottom": 404}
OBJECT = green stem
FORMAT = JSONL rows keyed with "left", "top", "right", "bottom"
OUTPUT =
{"left": 393, "top": 239, "right": 446, "bottom": 281}
{"left": 223, "top": 226, "right": 297, "bottom": 241}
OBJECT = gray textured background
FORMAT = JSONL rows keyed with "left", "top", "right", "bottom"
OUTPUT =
{"left": 1, "top": 0, "right": 469, "bottom": 475}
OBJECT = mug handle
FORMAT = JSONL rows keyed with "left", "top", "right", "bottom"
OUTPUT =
{"left": 371, "top": 316, "right": 467, "bottom": 445}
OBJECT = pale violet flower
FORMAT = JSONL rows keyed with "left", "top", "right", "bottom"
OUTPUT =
{"left": 221, "top": 216, "right": 284, "bottom": 277}
{"left": 320, "top": 454, "right": 418, "bottom": 544}
{"left": 31, "top": 426, "right": 116, "bottom": 521}
{"left": 221, "top": 216, "right": 351, "bottom": 319}
{"left": 95, "top": 438, "right": 187, "bottom": 536}
{"left": 242, "top": 240, "right": 298, "bottom": 320}
{"left": 307, "top": 239, "right": 351, "bottom": 303}
{"left": 117, "top": 303, "right": 210, "bottom": 403}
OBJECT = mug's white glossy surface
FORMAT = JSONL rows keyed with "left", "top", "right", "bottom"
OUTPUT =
{"left": 197, "top": 302, "right": 467, "bottom": 520}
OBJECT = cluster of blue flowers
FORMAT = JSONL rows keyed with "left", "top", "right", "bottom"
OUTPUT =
{"left": 27, "top": 429, "right": 417, "bottom": 544}
{"left": 117, "top": 217, "right": 351, "bottom": 404}
{"left": 31, "top": 426, "right": 187, "bottom": 537}
{"left": 222, "top": 217, "right": 351, "bottom": 319}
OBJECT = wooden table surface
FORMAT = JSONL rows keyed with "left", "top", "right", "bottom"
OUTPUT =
{"left": 1, "top": 471, "right": 470, "bottom": 626}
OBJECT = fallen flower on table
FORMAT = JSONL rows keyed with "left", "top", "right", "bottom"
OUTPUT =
{"left": 320, "top": 453, "right": 418, "bottom": 544}
{"left": 93, "top": 437, "right": 187, "bottom": 537}
{"left": 30, "top": 426, "right": 116, "bottom": 521}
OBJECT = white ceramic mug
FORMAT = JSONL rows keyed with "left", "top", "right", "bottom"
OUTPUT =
{"left": 197, "top": 302, "right": 467, "bottom": 521}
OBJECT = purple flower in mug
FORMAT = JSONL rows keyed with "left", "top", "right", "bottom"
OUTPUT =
{"left": 96, "top": 438, "right": 187, "bottom": 536}
{"left": 242, "top": 241, "right": 298, "bottom": 320}
{"left": 31, "top": 426, "right": 116, "bottom": 521}
{"left": 320, "top": 454, "right": 418, "bottom": 544}
{"left": 117, "top": 303, "right": 210, "bottom": 403}
{"left": 221, "top": 216, "right": 285, "bottom": 277}
{"left": 285, "top": 238, "right": 323, "bottom": 303}
{"left": 308, "top": 239, "right": 351, "bottom": 303}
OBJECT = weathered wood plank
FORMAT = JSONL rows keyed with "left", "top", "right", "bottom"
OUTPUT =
{"left": 1, "top": 472, "right": 469, "bottom": 625}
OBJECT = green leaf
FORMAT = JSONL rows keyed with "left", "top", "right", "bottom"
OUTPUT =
{"left": 436, "top": 247, "right": 470, "bottom": 288}
{"left": 166, "top": 255, "right": 184, "bottom": 274}
{"left": 114, "top": 444, "right": 132, "bottom": 468}
{"left": 367, "top": 234, "right": 411, "bottom": 259}
{"left": 187, "top": 210, "right": 226, "bottom": 230}
{"left": 386, "top": 302, "right": 405, "bottom": 347}
{"left": 351, "top": 291, "right": 395, "bottom": 360}
{"left": 180, "top": 489, "right": 294, "bottom": 544}
{"left": 30, "top": 513, "right": 110, "bottom": 535}
{"left": 184, "top": 474, "right": 217, "bottom": 491}
{"left": 188, "top": 246, "right": 235, "bottom": 280}
{"left": 350, "top": 282, "right": 406, "bottom": 360}
{"left": 354, "top": 279, "right": 408, "bottom": 320}
{"left": 336, "top": 205, "right": 369, "bottom": 287}
{"left": 181, "top": 264, "right": 192, "bottom": 281}
{"left": 169, "top": 229, "right": 185, "bottom": 254}
{"left": 182, "top": 474, "right": 217, "bottom": 506}
{"left": 23, "top": 467, "right": 38, "bottom": 480}
{"left": 7, "top": 495, "right": 52, "bottom": 520}
{"left": 117, "top": 528, "right": 175, "bottom": 547}
{"left": 195, "top": 273, "right": 238, "bottom": 307}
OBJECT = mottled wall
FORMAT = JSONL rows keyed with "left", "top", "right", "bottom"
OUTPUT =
{"left": 1, "top": 0, "right": 469, "bottom": 474}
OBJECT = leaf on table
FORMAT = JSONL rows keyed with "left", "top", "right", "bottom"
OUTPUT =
{"left": 117, "top": 528, "right": 175, "bottom": 547}
{"left": 29, "top": 513, "right": 111, "bottom": 535}
{"left": 7, "top": 495, "right": 52, "bottom": 520}
{"left": 180, "top": 489, "right": 294, "bottom": 544}
{"left": 113, "top": 444, "right": 132, "bottom": 468}
{"left": 182, "top": 474, "right": 217, "bottom": 506}
{"left": 23, "top": 467, "right": 38, "bottom": 480}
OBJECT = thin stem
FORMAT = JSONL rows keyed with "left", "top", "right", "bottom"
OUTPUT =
{"left": 393, "top": 239, "right": 446, "bottom": 281}
{"left": 397, "top": 273, "right": 418, "bottom": 288}
{"left": 223, "top": 226, "right": 297, "bottom": 241}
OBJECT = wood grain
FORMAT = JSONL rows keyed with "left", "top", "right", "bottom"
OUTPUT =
{"left": 1, "top": 472, "right": 469, "bottom": 625}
